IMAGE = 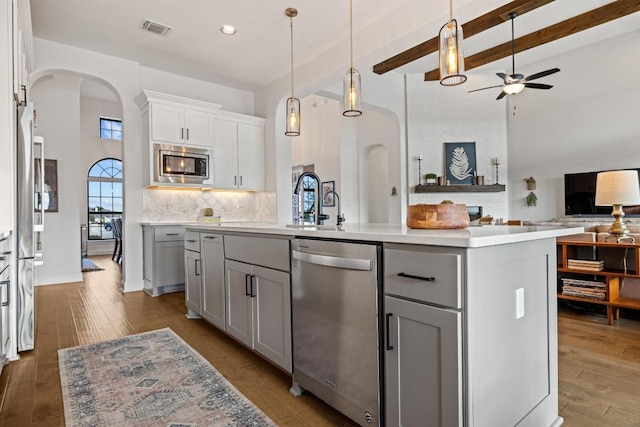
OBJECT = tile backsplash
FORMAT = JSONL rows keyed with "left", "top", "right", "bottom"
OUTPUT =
{"left": 143, "top": 189, "right": 276, "bottom": 222}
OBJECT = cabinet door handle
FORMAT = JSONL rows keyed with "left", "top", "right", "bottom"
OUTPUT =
{"left": 397, "top": 272, "right": 435, "bottom": 282}
{"left": 250, "top": 275, "right": 256, "bottom": 298}
{"left": 203, "top": 236, "right": 218, "bottom": 240}
{"left": 165, "top": 233, "right": 180, "bottom": 236}
{"left": 186, "top": 128, "right": 189, "bottom": 140}
{"left": 195, "top": 259, "right": 200, "bottom": 276}
{"left": 240, "top": 175, "right": 243, "bottom": 186}
{"left": 181, "top": 128, "right": 184, "bottom": 139}
{"left": 234, "top": 176, "right": 237, "bottom": 185}
{"left": 186, "top": 239, "right": 197, "bottom": 243}
{"left": 385, "top": 313, "right": 394, "bottom": 351}
{"left": 245, "top": 274, "right": 251, "bottom": 296}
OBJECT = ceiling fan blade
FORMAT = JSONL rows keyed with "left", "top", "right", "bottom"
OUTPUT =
{"left": 525, "top": 82, "right": 553, "bottom": 90}
{"left": 496, "top": 72, "right": 508, "bottom": 80}
{"left": 525, "top": 68, "right": 560, "bottom": 82}
{"left": 496, "top": 90, "right": 507, "bottom": 100}
{"left": 468, "top": 85, "right": 504, "bottom": 93}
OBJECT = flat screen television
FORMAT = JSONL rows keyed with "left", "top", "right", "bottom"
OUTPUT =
{"left": 564, "top": 168, "right": 640, "bottom": 216}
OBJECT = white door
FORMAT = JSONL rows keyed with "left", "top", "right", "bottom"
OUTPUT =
{"left": 150, "top": 103, "right": 184, "bottom": 144}
{"left": 201, "top": 233, "right": 225, "bottom": 330}
{"left": 184, "top": 109, "right": 215, "bottom": 148}
{"left": 213, "top": 118, "right": 238, "bottom": 189}
{"left": 237, "top": 122, "right": 264, "bottom": 191}
{"left": 252, "top": 265, "right": 291, "bottom": 372}
{"left": 224, "top": 259, "right": 253, "bottom": 347}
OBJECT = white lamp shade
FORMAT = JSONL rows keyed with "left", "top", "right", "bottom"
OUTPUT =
{"left": 595, "top": 170, "right": 640, "bottom": 206}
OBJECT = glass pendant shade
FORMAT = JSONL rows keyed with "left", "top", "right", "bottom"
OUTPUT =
{"left": 343, "top": 68, "right": 362, "bottom": 117}
{"left": 439, "top": 19, "right": 467, "bottom": 86}
{"left": 285, "top": 96, "right": 301, "bottom": 136}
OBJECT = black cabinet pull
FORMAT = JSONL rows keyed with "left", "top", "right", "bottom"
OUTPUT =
{"left": 385, "top": 313, "right": 394, "bottom": 351}
{"left": 397, "top": 272, "right": 435, "bottom": 282}
{"left": 245, "top": 274, "right": 251, "bottom": 296}
{"left": 194, "top": 259, "right": 200, "bottom": 276}
{"left": 250, "top": 275, "right": 256, "bottom": 298}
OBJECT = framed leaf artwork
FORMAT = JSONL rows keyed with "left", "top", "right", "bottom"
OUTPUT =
{"left": 444, "top": 142, "right": 476, "bottom": 185}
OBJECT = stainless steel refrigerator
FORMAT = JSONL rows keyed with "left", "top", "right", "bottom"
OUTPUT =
{"left": 16, "top": 101, "right": 43, "bottom": 352}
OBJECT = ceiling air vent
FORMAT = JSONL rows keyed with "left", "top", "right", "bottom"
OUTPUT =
{"left": 139, "top": 19, "right": 172, "bottom": 37}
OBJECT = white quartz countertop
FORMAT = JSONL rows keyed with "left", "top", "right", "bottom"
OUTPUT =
{"left": 182, "top": 222, "right": 585, "bottom": 248}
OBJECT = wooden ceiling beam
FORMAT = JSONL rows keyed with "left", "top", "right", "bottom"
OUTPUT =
{"left": 424, "top": 0, "right": 640, "bottom": 81}
{"left": 372, "top": 0, "right": 554, "bottom": 75}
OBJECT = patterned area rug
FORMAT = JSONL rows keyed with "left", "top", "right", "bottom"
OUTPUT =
{"left": 81, "top": 257, "right": 104, "bottom": 272}
{"left": 58, "top": 328, "right": 275, "bottom": 426}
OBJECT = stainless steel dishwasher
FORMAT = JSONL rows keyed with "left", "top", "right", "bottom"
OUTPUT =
{"left": 290, "top": 238, "right": 382, "bottom": 426}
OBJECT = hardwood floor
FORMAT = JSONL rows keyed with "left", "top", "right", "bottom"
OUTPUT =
{"left": 1, "top": 256, "right": 640, "bottom": 426}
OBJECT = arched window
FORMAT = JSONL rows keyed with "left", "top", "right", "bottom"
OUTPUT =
{"left": 87, "top": 158, "right": 123, "bottom": 240}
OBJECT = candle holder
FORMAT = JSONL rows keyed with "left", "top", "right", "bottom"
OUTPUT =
{"left": 493, "top": 157, "right": 501, "bottom": 185}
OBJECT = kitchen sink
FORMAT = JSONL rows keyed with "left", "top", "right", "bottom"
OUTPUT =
{"left": 285, "top": 224, "right": 344, "bottom": 231}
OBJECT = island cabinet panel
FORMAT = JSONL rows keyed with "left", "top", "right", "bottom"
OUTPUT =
{"left": 184, "top": 248, "right": 202, "bottom": 315}
{"left": 385, "top": 296, "right": 462, "bottom": 427}
{"left": 465, "top": 238, "right": 559, "bottom": 427}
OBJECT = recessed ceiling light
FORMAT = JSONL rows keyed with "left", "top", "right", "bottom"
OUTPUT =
{"left": 220, "top": 25, "right": 236, "bottom": 35}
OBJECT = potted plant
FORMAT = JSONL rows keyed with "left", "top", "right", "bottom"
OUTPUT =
{"left": 425, "top": 173, "right": 437, "bottom": 185}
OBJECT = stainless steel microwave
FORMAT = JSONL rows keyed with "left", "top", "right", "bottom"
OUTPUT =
{"left": 154, "top": 144, "right": 213, "bottom": 185}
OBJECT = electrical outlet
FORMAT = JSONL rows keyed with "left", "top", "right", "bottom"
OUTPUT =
{"left": 515, "top": 288, "right": 525, "bottom": 319}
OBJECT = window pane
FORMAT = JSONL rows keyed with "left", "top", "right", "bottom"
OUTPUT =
{"left": 88, "top": 197, "right": 101, "bottom": 210}
{"left": 88, "top": 225, "right": 102, "bottom": 240}
{"left": 101, "top": 182, "right": 113, "bottom": 196}
{"left": 101, "top": 129, "right": 112, "bottom": 139}
{"left": 88, "top": 181, "right": 101, "bottom": 196}
{"left": 112, "top": 183, "right": 123, "bottom": 197}
{"left": 111, "top": 121, "right": 122, "bottom": 131}
{"left": 113, "top": 198, "right": 123, "bottom": 212}
{"left": 112, "top": 131, "right": 122, "bottom": 141}
{"left": 100, "top": 197, "right": 113, "bottom": 211}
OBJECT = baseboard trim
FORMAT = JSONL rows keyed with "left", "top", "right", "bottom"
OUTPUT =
{"left": 36, "top": 272, "right": 84, "bottom": 286}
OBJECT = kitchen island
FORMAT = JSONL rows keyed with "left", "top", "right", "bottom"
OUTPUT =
{"left": 183, "top": 222, "right": 582, "bottom": 427}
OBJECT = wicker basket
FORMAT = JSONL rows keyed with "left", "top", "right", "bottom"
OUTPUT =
{"left": 406, "top": 204, "right": 470, "bottom": 229}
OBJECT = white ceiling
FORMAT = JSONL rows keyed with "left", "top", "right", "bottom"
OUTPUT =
{"left": 30, "top": 0, "right": 640, "bottom": 96}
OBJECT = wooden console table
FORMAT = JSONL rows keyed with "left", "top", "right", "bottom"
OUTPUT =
{"left": 556, "top": 239, "right": 640, "bottom": 324}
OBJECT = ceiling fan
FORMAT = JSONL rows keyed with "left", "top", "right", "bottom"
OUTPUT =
{"left": 468, "top": 12, "right": 560, "bottom": 100}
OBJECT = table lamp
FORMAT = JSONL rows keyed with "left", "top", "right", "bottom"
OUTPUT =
{"left": 595, "top": 170, "right": 640, "bottom": 242}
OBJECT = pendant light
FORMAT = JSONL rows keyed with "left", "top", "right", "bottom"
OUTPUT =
{"left": 438, "top": 0, "right": 467, "bottom": 86}
{"left": 343, "top": 0, "right": 362, "bottom": 117}
{"left": 285, "top": 8, "right": 300, "bottom": 136}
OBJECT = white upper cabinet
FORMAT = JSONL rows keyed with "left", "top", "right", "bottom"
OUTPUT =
{"left": 213, "top": 112, "right": 265, "bottom": 191}
{"left": 137, "top": 90, "right": 222, "bottom": 149}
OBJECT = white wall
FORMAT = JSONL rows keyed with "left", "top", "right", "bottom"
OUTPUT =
{"left": 406, "top": 73, "right": 509, "bottom": 220}
{"left": 31, "top": 74, "right": 83, "bottom": 285}
{"left": 507, "top": 33, "right": 640, "bottom": 221}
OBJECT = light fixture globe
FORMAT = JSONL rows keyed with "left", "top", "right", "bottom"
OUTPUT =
{"left": 439, "top": 17, "right": 467, "bottom": 86}
{"left": 343, "top": 0, "right": 362, "bottom": 117}
{"left": 284, "top": 8, "right": 300, "bottom": 136}
{"left": 343, "top": 67, "right": 362, "bottom": 117}
{"left": 503, "top": 82, "right": 525, "bottom": 94}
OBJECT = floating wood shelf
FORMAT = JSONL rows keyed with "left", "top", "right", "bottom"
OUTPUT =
{"left": 414, "top": 184, "right": 506, "bottom": 193}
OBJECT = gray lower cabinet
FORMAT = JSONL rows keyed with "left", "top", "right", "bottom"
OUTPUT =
{"left": 225, "top": 259, "right": 291, "bottom": 372}
{"left": 143, "top": 225, "right": 186, "bottom": 296}
{"left": 200, "top": 233, "right": 225, "bottom": 329}
{"left": 184, "top": 247, "right": 202, "bottom": 316}
{"left": 385, "top": 295, "right": 462, "bottom": 427}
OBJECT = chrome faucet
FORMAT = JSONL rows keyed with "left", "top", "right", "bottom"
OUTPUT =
{"left": 293, "top": 172, "right": 330, "bottom": 225}
{"left": 324, "top": 190, "right": 345, "bottom": 226}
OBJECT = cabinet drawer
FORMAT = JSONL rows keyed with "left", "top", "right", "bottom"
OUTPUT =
{"left": 154, "top": 226, "right": 185, "bottom": 242}
{"left": 384, "top": 246, "right": 462, "bottom": 308}
{"left": 224, "top": 235, "right": 290, "bottom": 272}
{"left": 184, "top": 231, "right": 201, "bottom": 252}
